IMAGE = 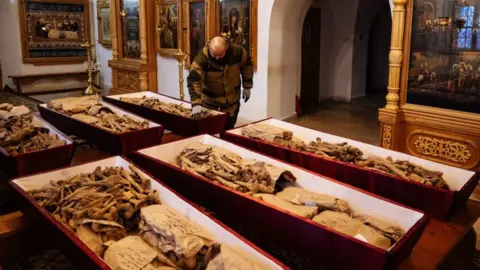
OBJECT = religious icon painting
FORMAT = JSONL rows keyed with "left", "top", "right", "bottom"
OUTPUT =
{"left": 406, "top": 0, "right": 480, "bottom": 113}
{"left": 19, "top": 0, "right": 90, "bottom": 65}
{"left": 97, "top": 0, "right": 111, "bottom": 48}
{"left": 155, "top": 0, "right": 182, "bottom": 57}
{"left": 184, "top": 0, "right": 211, "bottom": 68}
{"left": 121, "top": 0, "right": 141, "bottom": 59}
{"left": 217, "top": 0, "right": 257, "bottom": 70}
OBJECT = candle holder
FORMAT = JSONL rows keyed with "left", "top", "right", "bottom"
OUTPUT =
{"left": 81, "top": 41, "right": 99, "bottom": 96}
{"left": 170, "top": 47, "right": 188, "bottom": 101}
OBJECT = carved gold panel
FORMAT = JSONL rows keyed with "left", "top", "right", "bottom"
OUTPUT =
{"left": 406, "top": 130, "right": 479, "bottom": 169}
{"left": 381, "top": 124, "right": 393, "bottom": 149}
{"left": 379, "top": 0, "right": 480, "bottom": 172}
{"left": 117, "top": 70, "right": 140, "bottom": 91}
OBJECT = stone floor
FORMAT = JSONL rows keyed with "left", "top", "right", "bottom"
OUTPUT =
{"left": 289, "top": 95, "right": 385, "bottom": 146}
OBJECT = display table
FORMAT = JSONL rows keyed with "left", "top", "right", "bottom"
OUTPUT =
{"left": 0, "top": 132, "right": 479, "bottom": 269}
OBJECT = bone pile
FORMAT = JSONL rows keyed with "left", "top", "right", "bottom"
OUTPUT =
{"left": 0, "top": 104, "right": 65, "bottom": 156}
{"left": 28, "top": 165, "right": 160, "bottom": 242}
{"left": 242, "top": 123, "right": 450, "bottom": 190}
{"left": 178, "top": 142, "right": 405, "bottom": 249}
{"left": 49, "top": 95, "right": 149, "bottom": 133}
{"left": 178, "top": 142, "right": 296, "bottom": 194}
{"left": 29, "top": 165, "right": 267, "bottom": 269}
{"left": 120, "top": 96, "right": 215, "bottom": 119}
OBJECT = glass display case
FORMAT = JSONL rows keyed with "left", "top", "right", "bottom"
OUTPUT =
{"left": 108, "top": 0, "right": 157, "bottom": 94}
{"left": 406, "top": 0, "right": 480, "bottom": 113}
{"left": 121, "top": 0, "right": 141, "bottom": 59}
{"left": 378, "top": 0, "right": 480, "bottom": 170}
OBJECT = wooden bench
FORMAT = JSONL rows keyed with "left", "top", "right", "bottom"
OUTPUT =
{"left": 8, "top": 71, "right": 98, "bottom": 96}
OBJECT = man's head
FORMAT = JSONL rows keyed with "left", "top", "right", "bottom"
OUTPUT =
{"left": 209, "top": 36, "right": 228, "bottom": 60}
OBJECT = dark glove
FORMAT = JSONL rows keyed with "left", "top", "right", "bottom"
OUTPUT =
{"left": 242, "top": 88, "right": 251, "bottom": 102}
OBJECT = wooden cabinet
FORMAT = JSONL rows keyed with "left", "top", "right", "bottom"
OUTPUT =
{"left": 379, "top": 0, "right": 480, "bottom": 170}
{"left": 108, "top": 0, "right": 157, "bottom": 94}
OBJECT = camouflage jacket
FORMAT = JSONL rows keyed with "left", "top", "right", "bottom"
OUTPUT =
{"left": 187, "top": 43, "right": 253, "bottom": 107}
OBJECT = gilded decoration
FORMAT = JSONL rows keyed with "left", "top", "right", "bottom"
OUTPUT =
{"left": 382, "top": 124, "right": 392, "bottom": 149}
{"left": 379, "top": 0, "right": 480, "bottom": 172}
{"left": 117, "top": 71, "right": 139, "bottom": 91}
{"left": 19, "top": 0, "right": 90, "bottom": 65}
{"left": 413, "top": 135, "right": 472, "bottom": 164}
{"left": 97, "top": 0, "right": 112, "bottom": 47}
{"left": 108, "top": 61, "right": 142, "bottom": 71}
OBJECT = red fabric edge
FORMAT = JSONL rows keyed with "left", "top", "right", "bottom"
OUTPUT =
{"left": 38, "top": 103, "right": 163, "bottom": 136}
{"left": 132, "top": 149, "right": 418, "bottom": 256}
{"left": 102, "top": 94, "right": 228, "bottom": 119}
{"left": 8, "top": 155, "right": 290, "bottom": 270}
{"left": 219, "top": 134, "right": 427, "bottom": 214}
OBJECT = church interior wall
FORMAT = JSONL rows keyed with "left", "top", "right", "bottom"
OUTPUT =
{"left": 352, "top": 0, "right": 390, "bottom": 99}
{"left": 156, "top": 0, "right": 275, "bottom": 123}
{"left": 0, "top": 0, "right": 394, "bottom": 120}
{"left": 266, "top": 0, "right": 393, "bottom": 118}
{"left": 365, "top": 3, "right": 392, "bottom": 94}
{"left": 0, "top": 0, "right": 89, "bottom": 90}
{"left": 315, "top": 0, "right": 359, "bottom": 102}
{"left": 267, "top": 0, "right": 313, "bottom": 119}
{"left": 91, "top": 0, "right": 113, "bottom": 89}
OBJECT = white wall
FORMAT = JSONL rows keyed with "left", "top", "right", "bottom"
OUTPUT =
{"left": 92, "top": 0, "right": 113, "bottom": 88}
{"left": 316, "top": 0, "right": 359, "bottom": 102}
{"left": 157, "top": 57, "right": 191, "bottom": 101}
{"left": 0, "top": 0, "right": 89, "bottom": 89}
{"left": 1, "top": 0, "right": 396, "bottom": 120}
{"left": 367, "top": 3, "right": 392, "bottom": 93}
{"left": 156, "top": 0, "right": 276, "bottom": 122}
{"left": 267, "top": 0, "right": 313, "bottom": 119}
{"left": 266, "top": 0, "right": 393, "bottom": 119}
{"left": 352, "top": 0, "right": 390, "bottom": 99}
{"left": 153, "top": 0, "right": 395, "bottom": 121}
{"left": 267, "top": 0, "right": 359, "bottom": 119}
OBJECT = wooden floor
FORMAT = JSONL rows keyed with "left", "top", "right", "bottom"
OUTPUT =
{"left": 0, "top": 132, "right": 479, "bottom": 269}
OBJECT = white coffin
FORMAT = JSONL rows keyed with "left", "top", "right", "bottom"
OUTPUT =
{"left": 10, "top": 156, "right": 285, "bottom": 270}
{"left": 131, "top": 135, "right": 429, "bottom": 269}
{"left": 223, "top": 118, "right": 478, "bottom": 219}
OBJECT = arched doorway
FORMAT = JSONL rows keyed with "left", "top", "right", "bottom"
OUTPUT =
{"left": 299, "top": 7, "right": 322, "bottom": 113}
{"left": 268, "top": 0, "right": 392, "bottom": 145}
{"left": 366, "top": 2, "right": 392, "bottom": 97}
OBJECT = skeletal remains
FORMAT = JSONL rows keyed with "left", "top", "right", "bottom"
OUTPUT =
{"left": 29, "top": 165, "right": 266, "bottom": 269}
{"left": 242, "top": 123, "right": 450, "bottom": 190}
{"left": 49, "top": 95, "right": 149, "bottom": 133}
{"left": 178, "top": 142, "right": 405, "bottom": 249}
{"left": 119, "top": 96, "right": 215, "bottom": 119}
{"left": 0, "top": 104, "right": 65, "bottom": 156}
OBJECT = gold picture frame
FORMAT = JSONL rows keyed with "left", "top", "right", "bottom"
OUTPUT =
{"left": 183, "top": 0, "right": 214, "bottom": 68}
{"left": 97, "top": 0, "right": 112, "bottom": 47}
{"left": 155, "top": 0, "right": 183, "bottom": 57}
{"left": 18, "top": 0, "right": 90, "bottom": 65}
{"left": 378, "top": 0, "right": 480, "bottom": 170}
{"left": 214, "top": 0, "right": 257, "bottom": 70}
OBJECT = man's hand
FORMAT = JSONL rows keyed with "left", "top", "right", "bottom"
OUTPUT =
{"left": 191, "top": 105, "right": 206, "bottom": 120}
{"left": 242, "top": 88, "right": 251, "bottom": 102}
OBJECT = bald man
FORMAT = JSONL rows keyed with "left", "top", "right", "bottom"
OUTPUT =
{"left": 187, "top": 36, "right": 253, "bottom": 129}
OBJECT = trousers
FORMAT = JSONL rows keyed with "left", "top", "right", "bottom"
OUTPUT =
{"left": 202, "top": 101, "right": 240, "bottom": 130}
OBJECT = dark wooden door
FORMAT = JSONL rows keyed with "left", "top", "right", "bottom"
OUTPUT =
{"left": 366, "top": 3, "right": 391, "bottom": 96}
{"left": 300, "top": 7, "right": 321, "bottom": 113}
